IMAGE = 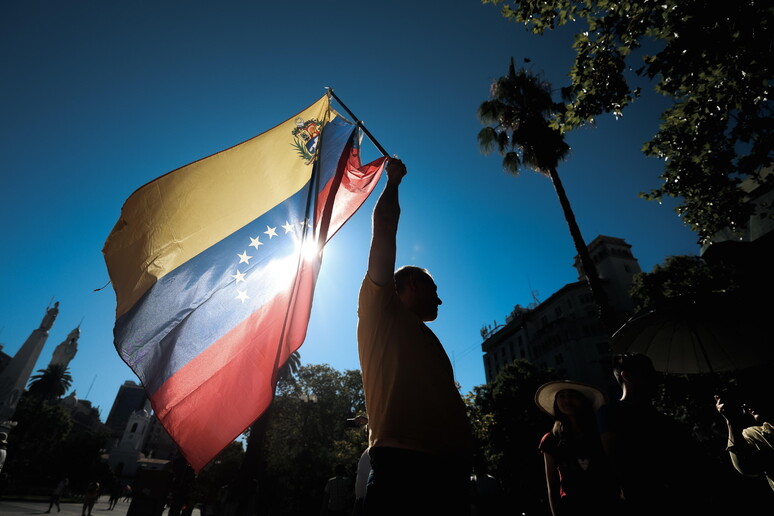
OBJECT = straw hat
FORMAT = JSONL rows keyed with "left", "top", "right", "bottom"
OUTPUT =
{"left": 534, "top": 380, "right": 606, "bottom": 416}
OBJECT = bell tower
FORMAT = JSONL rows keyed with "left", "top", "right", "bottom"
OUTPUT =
{"left": 49, "top": 327, "right": 80, "bottom": 369}
{"left": 0, "top": 302, "right": 60, "bottom": 422}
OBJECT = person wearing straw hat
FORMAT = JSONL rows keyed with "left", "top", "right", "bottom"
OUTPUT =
{"left": 535, "top": 380, "right": 618, "bottom": 516}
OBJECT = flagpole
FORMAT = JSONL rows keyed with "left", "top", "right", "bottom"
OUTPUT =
{"left": 325, "top": 87, "right": 391, "bottom": 158}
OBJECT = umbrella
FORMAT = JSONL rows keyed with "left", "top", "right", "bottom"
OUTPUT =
{"left": 610, "top": 293, "right": 773, "bottom": 374}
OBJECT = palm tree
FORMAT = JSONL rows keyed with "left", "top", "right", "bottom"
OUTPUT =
{"left": 27, "top": 363, "right": 72, "bottom": 401}
{"left": 276, "top": 349, "right": 301, "bottom": 385}
{"left": 478, "top": 59, "right": 617, "bottom": 335}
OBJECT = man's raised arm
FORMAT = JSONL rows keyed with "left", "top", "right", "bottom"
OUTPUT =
{"left": 367, "top": 158, "right": 406, "bottom": 286}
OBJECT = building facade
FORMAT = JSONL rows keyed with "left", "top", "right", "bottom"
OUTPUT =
{"left": 106, "top": 407, "right": 178, "bottom": 477}
{"left": 481, "top": 235, "right": 641, "bottom": 391}
{"left": 49, "top": 327, "right": 80, "bottom": 369}
{"left": 58, "top": 391, "right": 105, "bottom": 433}
{"left": 700, "top": 167, "right": 774, "bottom": 291}
{"left": 105, "top": 380, "right": 179, "bottom": 478}
{"left": 105, "top": 380, "right": 150, "bottom": 439}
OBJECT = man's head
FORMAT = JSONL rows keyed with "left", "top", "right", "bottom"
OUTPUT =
{"left": 394, "top": 265, "right": 442, "bottom": 322}
{"left": 613, "top": 353, "right": 658, "bottom": 400}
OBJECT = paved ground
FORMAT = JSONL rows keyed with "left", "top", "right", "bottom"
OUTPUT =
{"left": 0, "top": 497, "right": 201, "bottom": 516}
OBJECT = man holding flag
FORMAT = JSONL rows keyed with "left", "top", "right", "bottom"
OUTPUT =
{"left": 357, "top": 158, "right": 473, "bottom": 515}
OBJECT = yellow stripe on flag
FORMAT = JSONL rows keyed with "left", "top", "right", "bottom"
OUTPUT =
{"left": 104, "top": 95, "right": 332, "bottom": 317}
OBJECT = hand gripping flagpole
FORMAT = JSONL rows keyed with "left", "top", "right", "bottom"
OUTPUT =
{"left": 325, "top": 87, "right": 391, "bottom": 158}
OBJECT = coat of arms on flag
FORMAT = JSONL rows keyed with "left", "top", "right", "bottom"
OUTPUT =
{"left": 292, "top": 117, "right": 323, "bottom": 164}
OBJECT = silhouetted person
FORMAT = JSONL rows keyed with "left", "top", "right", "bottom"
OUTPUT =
{"left": 82, "top": 481, "right": 100, "bottom": 516}
{"left": 0, "top": 433, "right": 7, "bottom": 474}
{"left": 45, "top": 477, "right": 68, "bottom": 513}
{"left": 597, "top": 353, "right": 709, "bottom": 515}
{"left": 321, "top": 464, "right": 354, "bottom": 516}
{"left": 122, "top": 484, "right": 132, "bottom": 502}
{"left": 469, "top": 456, "right": 504, "bottom": 516}
{"left": 536, "top": 380, "right": 618, "bottom": 516}
{"left": 168, "top": 457, "right": 195, "bottom": 516}
{"left": 351, "top": 415, "right": 370, "bottom": 516}
{"left": 357, "top": 158, "right": 472, "bottom": 516}
{"left": 108, "top": 481, "right": 122, "bottom": 510}
{"left": 715, "top": 394, "right": 773, "bottom": 490}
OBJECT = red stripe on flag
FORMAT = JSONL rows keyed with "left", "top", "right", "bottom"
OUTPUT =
{"left": 316, "top": 152, "right": 387, "bottom": 242}
{"left": 149, "top": 144, "right": 385, "bottom": 472}
{"left": 151, "top": 260, "right": 318, "bottom": 472}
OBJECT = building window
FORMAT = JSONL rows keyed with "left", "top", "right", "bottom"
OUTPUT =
{"left": 131, "top": 423, "right": 138, "bottom": 433}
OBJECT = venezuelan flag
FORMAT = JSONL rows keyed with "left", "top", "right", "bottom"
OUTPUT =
{"left": 103, "top": 95, "right": 386, "bottom": 471}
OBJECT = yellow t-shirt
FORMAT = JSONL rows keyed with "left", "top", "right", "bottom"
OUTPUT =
{"left": 357, "top": 274, "right": 472, "bottom": 459}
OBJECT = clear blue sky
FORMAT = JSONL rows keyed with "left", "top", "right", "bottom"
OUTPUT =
{"left": 0, "top": 1, "right": 699, "bottom": 421}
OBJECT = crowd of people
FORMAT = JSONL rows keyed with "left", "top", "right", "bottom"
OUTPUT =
{"left": 321, "top": 355, "right": 771, "bottom": 516}
{"left": 347, "top": 157, "right": 773, "bottom": 515}
{"left": 41, "top": 478, "right": 133, "bottom": 514}
{"left": 4, "top": 154, "right": 770, "bottom": 515}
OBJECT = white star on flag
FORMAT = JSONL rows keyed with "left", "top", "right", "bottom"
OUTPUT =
{"left": 282, "top": 221, "right": 295, "bottom": 234}
{"left": 235, "top": 290, "right": 249, "bottom": 303}
{"left": 264, "top": 226, "right": 277, "bottom": 239}
{"left": 237, "top": 251, "right": 252, "bottom": 264}
{"left": 231, "top": 270, "right": 246, "bottom": 283}
{"left": 249, "top": 236, "right": 263, "bottom": 249}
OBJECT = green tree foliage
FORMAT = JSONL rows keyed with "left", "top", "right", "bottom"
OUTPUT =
{"left": 258, "top": 365, "right": 367, "bottom": 516}
{"left": 483, "top": 0, "right": 774, "bottom": 242}
{"left": 193, "top": 441, "right": 245, "bottom": 506}
{"left": 222, "top": 351, "right": 304, "bottom": 515}
{"left": 53, "top": 426, "right": 114, "bottom": 494}
{"left": 470, "top": 360, "right": 560, "bottom": 515}
{"left": 238, "top": 350, "right": 302, "bottom": 478}
{"left": 27, "top": 363, "right": 72, "bottom": 401}
{"left": 629, "top": 254, "right": 740, "bottom": 311}
{"left": 4, "top": 395, "right": 73, "bottom": 487}
{"left": 478, "top": 60, "right": 619, "bottom": 332}
{"left": 4, "top": 393, "right": 113, "bottom": 496}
